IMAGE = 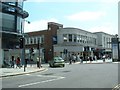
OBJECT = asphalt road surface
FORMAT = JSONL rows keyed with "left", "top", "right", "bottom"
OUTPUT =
{"left": 1, "top": 63, "right": 119, "bottom": 89}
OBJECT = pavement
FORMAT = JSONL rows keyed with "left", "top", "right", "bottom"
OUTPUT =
{"left": 0, "top": 58, "right": 119, "bottom": 78}
{"left": 0, "top": 64, "right": 47, "bottom": 78}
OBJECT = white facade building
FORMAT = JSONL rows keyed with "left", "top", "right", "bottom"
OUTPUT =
{"left": 53, "top": 28, "right": 113, "bottom": 60}
{"left": 54, "top": 27, "right": 98, "bottom": 59}
{"left": 94, "top": 32, "right": 113, "bottom": 52}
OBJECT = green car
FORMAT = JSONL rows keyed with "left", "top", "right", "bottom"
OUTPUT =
{"left": 49, "top": 56, "right": 65, "bottom": 67}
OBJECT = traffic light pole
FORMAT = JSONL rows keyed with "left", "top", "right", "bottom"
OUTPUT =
{"left": 37, "top": 39, "right": 41, "bottom": 68}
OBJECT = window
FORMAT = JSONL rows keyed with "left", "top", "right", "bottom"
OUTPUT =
{"left": 2, "top": 13, "right": 15, "bottom": 32}
{"left": 69, "top": 34, "right": 72, "bottom": 42}
{"left": 77, "top": 35, "right": 80, "bottom": 42}
{"left": 74, "top": 34, "right": 77, "bottom": 42}
{"left": 34, "top": 37, "right": 36, "bottom": 44}
{"left": 41, "top": 36, "right": 44, "bottom": 43}
{"left": 63, "top": 34, "right": 68, "bottom": 42}
{"left": 30, "top": 38, "right": 33, "bottom": 44}
{"left": 26, "top": 38, "right": 29, "bottom": 45}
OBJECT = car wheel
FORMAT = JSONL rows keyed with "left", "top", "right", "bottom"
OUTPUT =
{"left": 63, "top": 64, "right": 65, "bottom": 67}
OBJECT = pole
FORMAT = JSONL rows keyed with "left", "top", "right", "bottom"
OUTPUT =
{"left": 23, "top": 38, "right": 26, "bottom": 72}
{"left": 38, "top": 39, "right": 41, "bottom": 68}
{"left": 21, "top": 19, "right": 26, "bottom": 72}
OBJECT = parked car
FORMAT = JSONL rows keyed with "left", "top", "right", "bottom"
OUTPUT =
{"left": 49, "top": 56, "right": 65, "bottom": 67}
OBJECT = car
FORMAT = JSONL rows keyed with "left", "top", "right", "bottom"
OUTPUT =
{"left": 49, "top": 56, "right": 65, "bottom": 67}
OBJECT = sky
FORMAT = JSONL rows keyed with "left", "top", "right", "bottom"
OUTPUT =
{"left": 23, "top": 0, "right": 119, "bottom": 35}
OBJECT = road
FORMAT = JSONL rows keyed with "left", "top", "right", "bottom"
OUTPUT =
{"left": 1, "top": 63, "right": 119, "bottom": 88}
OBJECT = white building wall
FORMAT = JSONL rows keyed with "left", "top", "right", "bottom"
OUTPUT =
{"left": 95, "top": 32, "right": 113, "bottom": 51}
{"left": 54, "top": 45, "right": 83, "bottom": 53}
{"left": 57, "top": 28, "right": 97, "bottom": 47}
{"left": 54, "top": 28, "right": 98, "bottom": 57}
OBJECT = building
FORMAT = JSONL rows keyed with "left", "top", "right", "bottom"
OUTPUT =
{"left": 0, "top": 1, "right": 29, "bottom": 67}
{"left": 54, "top": 27, "right": 98, "bottom": 61}
{"left": 25, "top": 22, "right": 63, "bottom": 63}
{"left": 94, "top": 32, "right": 113, "bottom": 59}
{"left": 25, "top": 22, "right": 113, "bottom": 63}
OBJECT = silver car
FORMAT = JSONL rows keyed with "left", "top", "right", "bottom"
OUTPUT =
{"left": 49, "top": 56, "right": 65, "bottom": 67}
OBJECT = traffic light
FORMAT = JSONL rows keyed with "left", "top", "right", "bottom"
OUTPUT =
{"left": 19, "top": 38, "right": 24, "bottom": 48}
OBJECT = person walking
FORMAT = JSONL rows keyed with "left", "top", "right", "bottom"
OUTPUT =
{"left": 73, "top": 54, "right": 76, "bottom": 63}
{"left": 103, "top": 55, "right": 106, "bottom": 63}
{"left": 16, "top": 57, "right": 21, "bottom": 68}
{"left": 37, "top": 57, "right": 39, "bottom": 68}
{"left": 77, "top": 53, "right": 81, "bottom": 64}
{"left": 69, "top": 54, "right": 72, "bottom": 64}
{"left": 10, "top": 56, "right": 15, "bottom": 68}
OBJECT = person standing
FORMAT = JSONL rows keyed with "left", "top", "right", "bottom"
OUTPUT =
{"left": 69, "top": 54, "right": 72, "bottom": 64}
{"left": 73, "top": 54, "right": 76, "bottom": 63}
{"left": 103, "top": 55, "right": 106, "bottom": 63}
{"left": 37, "top": 57, "right": 39, "bottom": 68}
{"left": 77, "top": 53, "right": 81, "bottom": 64}
{"left": 11, "top": 56, "right": 15, "bottom": 68}
{"left": 16, "top": 57, "right": 21, "bottom": 68}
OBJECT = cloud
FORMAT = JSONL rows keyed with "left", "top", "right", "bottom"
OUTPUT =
{"left": 24, "top": 18, "right": 58, "bottom": 32}
{"left": 66, "top": 11, "right": 106, "bottom": 21}
{"left": 25, "top": 0, "right": 119, "bottom": 3}
{"left": 88, "top": 23, "right": 118, "bottom": 35}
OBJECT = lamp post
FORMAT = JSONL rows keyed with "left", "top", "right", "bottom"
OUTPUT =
{"left": 22, "top": 19, "right": 30, "bottom": 72}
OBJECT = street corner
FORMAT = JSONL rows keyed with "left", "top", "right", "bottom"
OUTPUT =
{"left": 0, "top": 67, "right": 47, "bottom": 78}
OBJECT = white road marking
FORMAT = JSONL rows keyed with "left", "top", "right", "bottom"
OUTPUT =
{"left": 18, "top": 76, "right": 65, "bottom": 87}
{"left": 37, "top": 75, "right": 60, "bottom": 78}
{"left": 112, "top": 84, "right": 120, "bottom": 90}
{"left": 25, "top": 74, "right": 31, "bottom": 75}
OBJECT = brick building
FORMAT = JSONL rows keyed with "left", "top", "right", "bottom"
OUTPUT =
{"left": 25, "top": 22, "right": 63, "bottom": 63}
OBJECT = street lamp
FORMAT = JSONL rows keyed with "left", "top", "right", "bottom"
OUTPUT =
{"left": 22, "top": 19, "right": 30, "bottom": 72}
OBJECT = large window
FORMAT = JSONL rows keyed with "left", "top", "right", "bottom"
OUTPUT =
{"left": 63, "top": 34, "right": 67, "bottom": 42}
{"left": 2, "top": 13, "right": 15, "bottom": 32}
{"left": 74, "top": 34, "right": 77, "bottom": 42}
{"left": 17, "top": 17, "right": 23, "bottom": 34}
{"left": 69, "top": 34, "right": 72, "bottom": 42}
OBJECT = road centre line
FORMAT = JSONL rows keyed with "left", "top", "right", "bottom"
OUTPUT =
{"left": 18, "top": 76, "right": 65, "bottom": 88}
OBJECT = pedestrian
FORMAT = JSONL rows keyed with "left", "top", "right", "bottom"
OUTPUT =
{"left": 25, "top": 58, "right": 28, "bottom": 67}
{"left": 77, "top": 53, "right": 81, "bottom": 64}
{"left": 16, "top": 57, "right": 21, "bottom": 68}
{"left": 89, "top": 56, "right": 93, "bottom": 63}
{"left": 80, "top": 56, "right": 83, "bottom": 63}
{"left": 72, "top": 54, "right": 76, "bottom": 63}
{"left": 69, "top": 54, "right": 72, "bottom": 64}
{"left": 103, "top": 55, "right": 106, "bottom": 62}
{"left": 10, "top": 56, "right": 15, "bottom": 68}
{"left": 37, "top": 57, "right": 39, "bottom": 68}
{"left": 94, "top": 55, "right": 97, "bottom": 61}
